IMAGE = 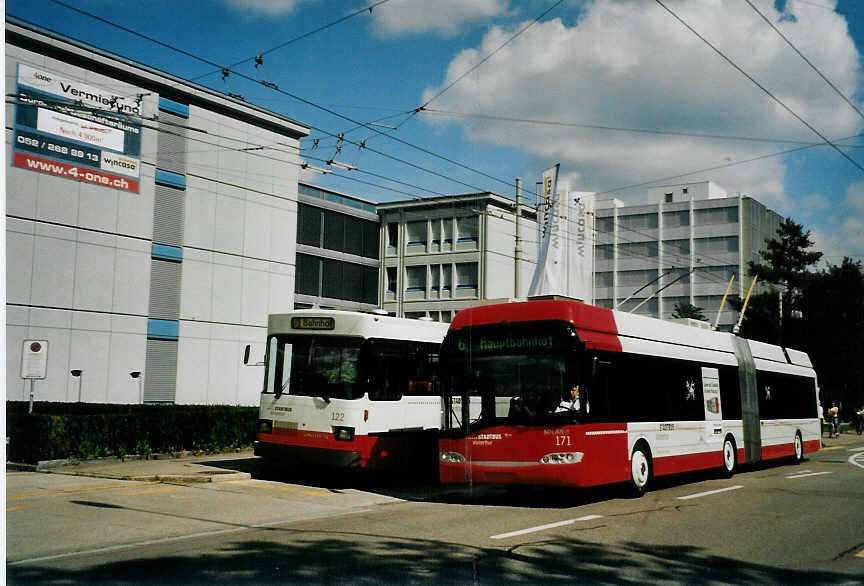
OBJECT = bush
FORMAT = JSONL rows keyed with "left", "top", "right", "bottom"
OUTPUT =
{"left": 6, "top": 402, "right": 258, "bottom": 463}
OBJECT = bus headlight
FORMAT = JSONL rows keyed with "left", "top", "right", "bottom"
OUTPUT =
{"left": 258, "top": 419, "right": 273, "bottom": 434}
{"left": 439, "top": 451, "right": 466, "bottom": 463}
{"left": 540, "top": 452, "right": 583, "bottom": 465}
{"left": 333, "top": 427, "right": 355, "bottom": 442}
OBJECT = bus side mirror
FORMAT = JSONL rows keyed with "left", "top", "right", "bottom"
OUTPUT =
{"left": 243, "top": 345, "right": 251, "bottom": 365}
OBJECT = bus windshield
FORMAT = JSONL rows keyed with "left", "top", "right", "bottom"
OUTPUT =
{"left": 443, "top": 321, "right": 584, "bottom": 429}
{"left": 266, "top": 335, "right": 363, "bottom": 400}
{"left": 264, "top": 335, "right": 441, "bottom": 401}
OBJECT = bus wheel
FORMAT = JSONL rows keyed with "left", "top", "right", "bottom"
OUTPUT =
{"left": 793, "top": 432, "right": 804, "bottom": 464}
{"left": 629, "top": 442, "right": 652, "bottom": 498}
{"left": 722, "top": 435, "right": 737, "bottom": 478}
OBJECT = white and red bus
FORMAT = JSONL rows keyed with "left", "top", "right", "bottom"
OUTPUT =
{"left": 255, "top": 310, "right": 448, "bottom": 472}
{"left": 438, "top": 297, "right": 820, "bottom": 495}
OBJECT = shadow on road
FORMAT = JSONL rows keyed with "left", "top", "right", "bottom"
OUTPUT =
{"left": 8, "top": 530, "right": 857, "bottom": 585}
{"left": 196, "top": 453, "right": 816, "bottom": 509}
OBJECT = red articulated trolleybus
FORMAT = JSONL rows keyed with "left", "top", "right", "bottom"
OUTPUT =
{"left": 255, "top": 310, "right": 448, "bottom": 471}
{"left": 438, "top": 297, "right": 820, "bottom": 496}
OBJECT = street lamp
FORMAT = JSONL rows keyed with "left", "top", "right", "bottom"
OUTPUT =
{"left": 130, "top": 371, "right": 143, "bottom": 404}
{"left": 70, "top": 369, "right": 83, "bottom": 402}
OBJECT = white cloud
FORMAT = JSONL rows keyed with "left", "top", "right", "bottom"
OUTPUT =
{"left": 421, "top": 0, "right": 863, "bottom": 205}
{"left": 844, "top": 180, "right": 864, "bottom": 213}
{"left": 224, "top": 0, "right": 314, "bottom": 17}
{"left": 371, "top": 0, "right": 509, "bottom": 37}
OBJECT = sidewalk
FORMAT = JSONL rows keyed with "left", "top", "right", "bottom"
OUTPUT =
{"left": 7, "top": 449, "right": 256, "bottom": 483}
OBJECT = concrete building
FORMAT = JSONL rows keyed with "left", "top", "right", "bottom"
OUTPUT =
{"left": 293, "top": 182, "right": 380, "bottom": 312}
{"left": 377, "top": 193, "right": 537, "bottom": 321}
{"left": 593, "top": 181, "right": 782, "bottom": 331}
{"left": 5, "top": 20, "right": 309, "bottom": 405}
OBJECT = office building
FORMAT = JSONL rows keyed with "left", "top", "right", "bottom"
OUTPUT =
{"left": 6, "top": 20, "right": 309, "bottom": 405}
{"left": 593, "top": 182, "right": 782, "bottom": 330}
{"left": 378, "top": 193, "right": 538, "bottom": 321}
{"left": 294, "top": 182, "right": 380, "bottom": 311}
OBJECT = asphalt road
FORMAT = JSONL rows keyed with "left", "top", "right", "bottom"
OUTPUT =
{"left": 6, "top": 442, "right": 864, "bottom": 585}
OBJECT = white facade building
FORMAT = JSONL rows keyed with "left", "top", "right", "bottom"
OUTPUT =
{"left": 593, "top": 181, "right": 782, "bottom": 331}
{"left": 378, "top": 193, "right": 538, "bottom": 321}
{"left": 6, "top": 20, "right": 309, "bottom": 405}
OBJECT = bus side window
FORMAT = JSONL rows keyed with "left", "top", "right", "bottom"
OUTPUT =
{"left": 719, "top": 366, "right": 742, "bottom": 420}
{"left": 586, "top": 353, "right": 612, "bottom": 422}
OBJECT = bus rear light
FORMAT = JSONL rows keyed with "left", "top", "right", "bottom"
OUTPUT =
{"left": 540, "top": 452, "right": 583, "bottom": 465}
{"left": 258, "top": 419, "right": 273, "bottom": 435}
{"left": 440, "top": 451, "right": 466, "bottom": 464}
{"left": 334, "top": 426, "right": 355, "bottom": 442}
{"left": 364, "top": 409, "right": 369, "bottom": 422}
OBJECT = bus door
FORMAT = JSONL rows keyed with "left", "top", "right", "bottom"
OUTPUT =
{"left": 701, "top": 367, "right": 723, "bottom": 448}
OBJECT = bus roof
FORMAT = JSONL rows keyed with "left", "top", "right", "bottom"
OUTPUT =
{"left": 448, "top": 298, "right": 811, "bottom": 370}
{"left": 268, "top": 309, "right": 448, "bottom": 344}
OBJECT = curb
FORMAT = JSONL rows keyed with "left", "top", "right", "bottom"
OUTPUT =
{"left": 42, "top": 469, "right": 252, "bottom": 483}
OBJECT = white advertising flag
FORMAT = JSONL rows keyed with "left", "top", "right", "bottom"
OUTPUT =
{"left": 528, "top": 164, "right": 562, "bottom": 296}
{"left": 566, "top": 191, "right": 595, "bottom": 303}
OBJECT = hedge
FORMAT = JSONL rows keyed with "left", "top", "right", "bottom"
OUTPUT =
{"left": 6, "top": 402, "right": 258, "bottom": 464}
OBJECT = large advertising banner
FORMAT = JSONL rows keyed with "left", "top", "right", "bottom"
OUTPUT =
{"left": 13, "top": 64, "right": 143, "bottom": 193}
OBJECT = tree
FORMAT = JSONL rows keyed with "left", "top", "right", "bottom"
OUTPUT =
{"left": 671, "top": 302, "right": 707, "bottom": 321}
{"left": 799, "top": 258, "right": 864, "bottom": 419}
{"left": 739, "top": 218, "right": 823, "bottom": 345}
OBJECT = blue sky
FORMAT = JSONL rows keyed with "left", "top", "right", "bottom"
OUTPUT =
{"left": 7, "top": 0, "right": 864, "bottom": 264}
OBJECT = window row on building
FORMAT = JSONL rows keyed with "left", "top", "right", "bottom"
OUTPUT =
{"left": 386, "top": 262, "right": 479, "bottom": 297}
{"left": 296, "top": 253, "right": 378, "bottom": 305}
{"left": 596, "top": 236, "right": 739, "bottom": 260}
{"left": 386, "top": 215, "right": 479, "bottom": 254}
{"left": 596, "top": 206, "right": 739, "bottom": 232}
{"left": 297, "top": 202, "right": 379, "bottom": 259}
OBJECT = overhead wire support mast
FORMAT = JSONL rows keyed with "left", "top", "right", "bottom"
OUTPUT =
{"left": 653, "top": 0, "right": 864, "bottom": 174}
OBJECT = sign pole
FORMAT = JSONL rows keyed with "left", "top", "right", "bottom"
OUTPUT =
{"left": 28, "top": 379, "right": 36, "bottom": 414}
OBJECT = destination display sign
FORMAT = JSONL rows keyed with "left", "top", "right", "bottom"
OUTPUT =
{"left": 291, "top": 317, "right": 335, "bottom": 330}
{"left": 456, "top": 333, "right": 562, "bottom": 355}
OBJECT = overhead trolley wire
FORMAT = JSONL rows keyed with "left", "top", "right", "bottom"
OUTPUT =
{"left": 743, "top": 0, "right": 864, "bottom": 122}
{"left": 653, "top": 0, "right": 864, "bottom": 173}
{"left": 596, "top": 132, "right": 864, "bottom": 196}
{"left": 190, "top": 0, "right": 393, "bottom": 82}
{"left": 419, "top": 109, "right": 864, "bottom": 147}
{"left": 33, "top": 1, "right": 521, "bottom": 195}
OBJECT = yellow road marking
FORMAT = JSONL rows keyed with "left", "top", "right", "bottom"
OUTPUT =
{"left": 7, "top": 482, "right": 158, "bottom": 500}
{"left": 7, "top": 506, "right": 26, "bottom": 512}
{"left": 125, "top": 486, "right": 179, "bottom": 496}
{"left": 819, "top": 446, "right": 844, "bottom": 451}
{"left": 856, "top": 548, "right": 864, "bottom": 559}
{"left": 221, "top": 480, "right": 329, "bottom": 496}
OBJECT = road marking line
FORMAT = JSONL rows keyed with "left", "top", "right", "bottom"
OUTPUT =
{"left": 490, "top": 515, "right": 604, "bottom": 540}
{"left": 786, "top": 471, "right": 833, "bottom": 479}
{"left": 820, "top": 446, "right": 844, "bottom": 451}
{"left": 848, "top": 447, "right": 864, "bottom": 452}
{"left": 491, "top": 520, "right": 575, "bottom": 540}
{"left": 677, "top": 485, "right": 743, "bottom": 500}
{"left": 856, "top": 548, "right": 864, "bottom": 559}
{"left": 6, "top": 506, "right": 26, "bottom": 512}
{"left": 849, "top": 453, "right": 864, "bottom": 470}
